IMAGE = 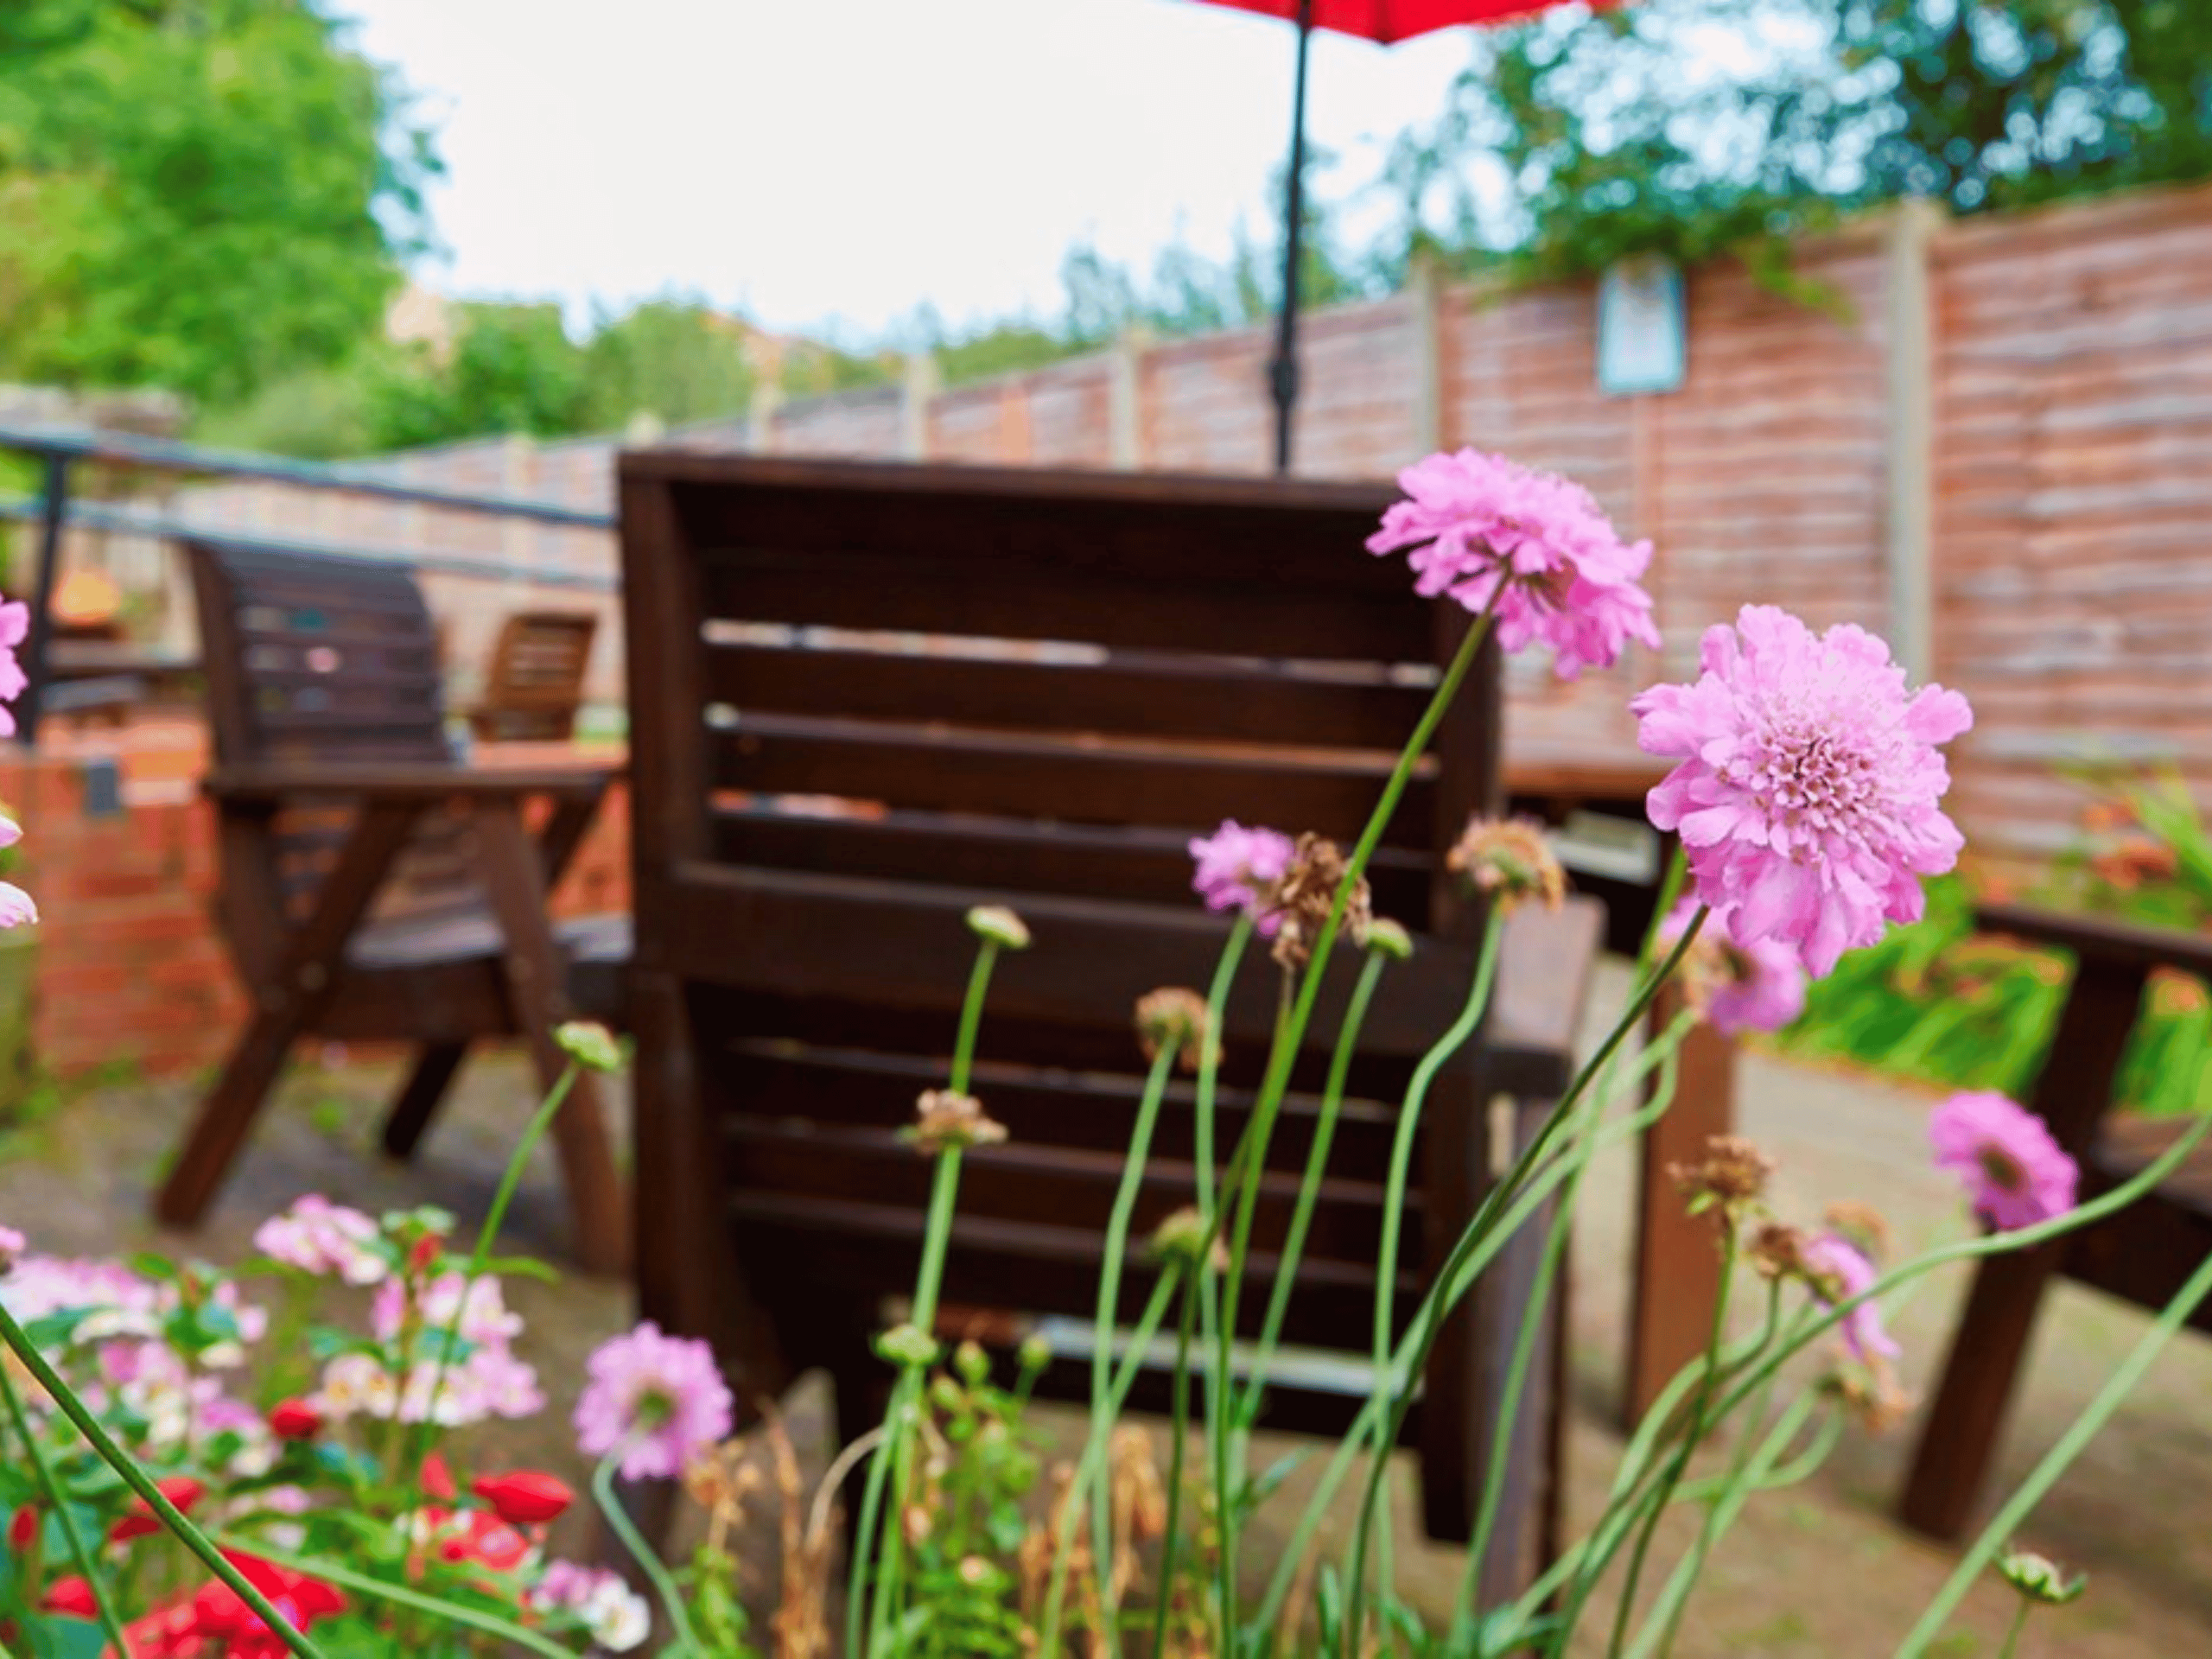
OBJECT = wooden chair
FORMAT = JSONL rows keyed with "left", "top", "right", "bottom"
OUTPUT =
{"left": 1900, "top": 900, "right": 2212, "bottom": 1539}
{"left": 467, "top": 610, "right": 599, "bottom": 743}
{"left": 155, "top": 538, "right": 632, "bottom": 1274}
{"left": 617, "top": 454, "right": 1605, "bottom": 1592}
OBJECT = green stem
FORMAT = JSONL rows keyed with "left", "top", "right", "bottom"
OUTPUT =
{"left": 1151, "top": 1273, "right": 1203, "bottom": 1659}
{"left": 408, "top": 1060, "right": 579, "bottom": 1478}
{"left": 1090, "top": 1039, "right": 1180, "bottom": 1643}
{"left": 206, "top": 1534, "right": 575, "bottom": 1659}
{"left": 1342, "top": 911, "right": 1711, "bottom": 1648}
{"left": 0, "top": 1300, "right": 329, "bottom": 1659}
{"left": 1245, "top": 945, "right": 1391, "bottom": 1417}
{"left": 1190, "top": 917, "right": 1249, "bottom": 1640}
{"left": 1897, "top": 1238, "right": 2212, "bottom": 1656}
{"left": 948, "top": 939, "right": 1002, "bottom": 1096}
{"left": 592, "top": 1451, "right": 702, "bottom": 1655}
{"left": 0, "top": 1351, "right": 132, "bottom": 1658}
{"left": 1247, "top": 1017, "right": 1698, "bottom": 1647}
{"left": 1998, "top": 1600, "right": 2033, "bottom": 1659}
{"left": 1603, "top": 1228, "right": 1740, "bottom": 1656}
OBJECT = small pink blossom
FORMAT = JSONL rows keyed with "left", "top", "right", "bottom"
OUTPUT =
{"left": 0, "top": 884, "right": 35, "bottom": 930}
{"left": 1366, "top": 448, "right": 1661, "bottom": 679}
{"left": 253, "top": 1195, "right": 387, "bottom": 1284}
{"left": 1802, "top": 1232, "right": 1899, "bottom": 1366}
{"left": 0, "top": 599, "right": 27, "bottom": 733}
{"left": 1634, "top": 606, "right": 1972, "bottom": 977}
{"left": 1188, "top": 820, "right": 1295, "bottom": 935}
{"left": 574, "top": 1320, "right": 732, "bottom": 1480}
{"left": 1654, "top": 898, "right": 1808, "bottom": 1036}
{"left": 1930, "top": 1090, "right": 2077, "bottom": 1231}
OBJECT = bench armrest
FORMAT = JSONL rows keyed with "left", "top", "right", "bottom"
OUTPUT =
{"left": 207, "top": 762, "right": 619, "bottom": 804}
{"left": 1974, "top": 899, "right": 2212, "bottom": 981}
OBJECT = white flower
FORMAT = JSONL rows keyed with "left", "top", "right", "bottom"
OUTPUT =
{"left": 582, "top": 1579, "right": 652, "bottom": 1653}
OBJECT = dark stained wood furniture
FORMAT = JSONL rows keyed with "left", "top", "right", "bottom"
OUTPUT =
{"left": 155, "top": 539, "right": 632, "bottom": 1274}
{"left": 618, "top": 453, "right": 1605, "bottom": 1592}
{"left": 467, "top": 610, "right": 599, "bottom": 743}
{"left": 1900, "top": 899, "right": 2212, "bottom": 1539}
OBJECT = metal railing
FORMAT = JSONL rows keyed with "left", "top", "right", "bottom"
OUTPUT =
{"left": 0, "top": 423, "right": 620, "bottom": 741}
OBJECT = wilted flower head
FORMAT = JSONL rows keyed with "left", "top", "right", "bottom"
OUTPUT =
{"left": 1929, "top": 1090, "right": 2077, "bottom": 1232}
{"left": 1188, "top": 821, "right": 1296, "bottom": 934}
{"left": 1800, "top": 1231, "right": 1900, "bottom": 1367}
{"left": 1821, "top": 1200, "right": 1891, "bottom": 1262}
{"left": 1654, "top": 897, "right": 1808, "bottom": 1036}
{"left": 1268, "top": 832, "right": 1370, "bottom": 969}
{"left": 554, "top": 1021, "right": 624, "bottom": 1075}
{"left": 252, "top": 1197, "right": 389, "bottom": 1286}
{"left": 1447, "top": 818, "right": 1566, "bottom": 912}
{"left": 1634, "top": 606, "right": 1973, "bottom": 976}
{"left": 1135, "top": 988, "right": 1214, "bottom": 1073}
{"left": 574, "top": 1320, "right": 733, "bottom": 1480}
{"left": 1745, "top": 1221, "right": 1808, "bottom": 1281}
{"left": 1997, "top": 1548, "right": 2086, "bottom": 1606}
{"left": 1821, "top": 1360, "right": 1914, "bottom": 1436}
{"left": 1366, "top": 448, "right": 1661, "bottom": 679}
{"left": 966, "top": 905, "right": 1032, "bottom": 950}
{"left": 1669, "top": 1135, "right": 1775, "bottom": 1220}
{"left": 906, "top": 1089, "right": 1007, "bottom": 1154}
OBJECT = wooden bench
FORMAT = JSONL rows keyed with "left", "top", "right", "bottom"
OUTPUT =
{"left": 616, "top": 454, "right": 1605, "bottom": 1592}
{"left": 1900, "top": 900, "right": 2212, "bottom": 1539}
{"left": 153, "top": 539, "right": 632, "bottom": 1274}
{"left": 467, "top": 610, "right": 600, "bottom": 743}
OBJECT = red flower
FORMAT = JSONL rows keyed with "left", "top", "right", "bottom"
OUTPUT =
{"left": 8, "top": 1503, "right": 35, "bottom": 1553}
{"left": 193, "top": 1551, "right": 346, "bottom": 1659}
{"left": 405, "top": 1233, "right": 444, "bottom": 1276}
{"left": 110, "top": 1476, "right": 207, "bottom": 1544}
{"left": 438, "top": 1510, "right": 530, "bottom": 1573}
{"left": 40, "top": 1577, "right": 97, "bottom": 1618}
{"left": 470, "top": 1470, "right": 573, "bottom": 1527}
{"left": 120, "top": 1599, "right": 202, "bottom": 1659}
{"left": 419, "top": 1452, "right": 457, "bottom": 1501}
{"left": 266, "top": 1398, "right": 321, "bottom": 1441}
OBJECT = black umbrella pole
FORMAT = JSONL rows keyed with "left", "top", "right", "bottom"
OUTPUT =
{"left": 1269, "top": 2, "right": 1313, "bottom": 475}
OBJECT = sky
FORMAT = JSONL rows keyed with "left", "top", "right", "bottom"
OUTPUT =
{"left": 334, "top": 0, "right": 1494, "bottom": 342}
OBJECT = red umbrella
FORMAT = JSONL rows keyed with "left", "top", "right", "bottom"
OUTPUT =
{"left": 1184, "top": 0, "right": 1618, "bottom": 471}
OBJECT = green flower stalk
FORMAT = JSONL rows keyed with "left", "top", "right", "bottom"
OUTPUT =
{"left": 0, "top": 1354, "right": 132, "bottom": 1659}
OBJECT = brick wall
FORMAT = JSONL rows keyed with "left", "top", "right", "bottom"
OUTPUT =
{"left": 7, "top": 727, "right": 632, "bottom": 1079}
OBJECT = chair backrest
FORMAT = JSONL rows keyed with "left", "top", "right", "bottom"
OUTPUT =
{"left": 186, "top": 539, "right": 471, "bottom": 972}
{"left": 620, "top": 455, "right": 1503, "bottom": 1373}
{"left": 473, "top": 611, "right": 598, "bottom": 741}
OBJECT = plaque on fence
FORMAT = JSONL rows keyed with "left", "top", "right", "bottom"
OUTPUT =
{"left": 1598, "top": 256, "right": 1686, "bottom": 397}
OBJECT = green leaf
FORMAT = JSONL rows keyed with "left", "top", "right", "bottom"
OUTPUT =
{"left": 24, "top": 1614, "right": 106, "bottom": 1659}
{"left": 124, "top": 1251, "right": 179, "bottom": 1282}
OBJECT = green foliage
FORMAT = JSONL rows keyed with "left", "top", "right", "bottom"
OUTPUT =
{"left": 0, "top": 0, "right": 437, "bottom": 406}
{"left": 1396, "top": 0, "right": 2212, "bottom": 288}
{"left": 576, "top": 298, "right": 756, "bottom": 431}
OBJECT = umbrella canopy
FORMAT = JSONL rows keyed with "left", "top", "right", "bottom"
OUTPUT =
{"left": 1183, "top": 0, "right": 1616, "bottom": 471}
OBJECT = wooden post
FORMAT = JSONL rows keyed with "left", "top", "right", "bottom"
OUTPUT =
{"left": 1623, "top": 985, "right": 1736, "bottom": 1427}
{"left": 1407, "top": 248, "right": 1446, "bottom": 458}
{"left": 900, "top": 352, "right": 939, "bottom": 461}
{"left": 1109, "top": 327, "right": 1151, "bottom": 471}
{"left": 1884, "top": 197, "right": 1945, "bottom": 684}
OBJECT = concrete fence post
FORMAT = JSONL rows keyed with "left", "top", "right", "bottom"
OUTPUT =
{"left": 1407, "top": 248, "right": 1446, "bottom": 458}
{"left": 1884, "top": 196, "right": 1947, "bottom": 684}
{"left": 748, "top": 376, "right": 785, "bottom": 454}
{"left": 900, "top": 353, "right": 940, "bottom": 461}
{"left": 1109, "top": 327, "right": 1152, "bottom": 471}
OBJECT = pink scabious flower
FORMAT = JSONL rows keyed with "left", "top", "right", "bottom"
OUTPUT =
{"left": 1634, "top": 606, "right": 1973, "bottom": 978}
{"left": 1802, "top": 1231, "right": 1899, "bottom": 1366}
{"left": 574, "top": 1320, "right": 733, "bottom": 1480}
{"left": 1189, "top": 820, "right": 1296, "bottom": 936}
{"left": 1653, "top": 897, "right": 1808, "bottom": 1036}
{"left": 0, "top": 600, "right": 27, "bottom": 733}
{"left": 1929, "top": 1090, "right": 2077, "bottom": 1231}
{"left": 1365, "top": 448, "right": 1661, "bottom": 679}
{"left": 253, "top": 1195, "right": 387, "bottom": 1285}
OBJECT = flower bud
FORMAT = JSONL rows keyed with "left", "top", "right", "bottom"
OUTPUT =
{"left": 906, "top": 1089, "right": 1008, "bottom": 1155}
{"left": 109, "top": 1477, "right": 205, "bottom": 1544}
{"left": 267, "top": 1397, "right": 322, "bottom": 1441}
{"left": 1017, "top": 1332, "right": 1053, "bottom": 1376}
{"left": 1446, "top": 818, "right": 1566, "bottom": 912}
{"left": 41, "top": 1578, "right": 97, "bottom": 1618}
{"left": 954, "top": 1339, "right": 991, "bottom": 1388}
{"left": 1148, "top": 1207, "right": 1229, "bottom": 1274}
{"left": 928, "top": 1374, "right": 964, "bottom": 1414}
{"left": 555, "top": 1020, "right": 626, "bottom": 1075}
{"left": 471, "top": 1470, "right": 575, "bottom": 1527}
{"left": 1364, "top": 918, "right": 1414, "bottom": 962}
{"left": 1135, "top": 988, "right": 1215, "bottom": 1074}
{"left": 8, "top": 1503, "right": 35, "bottom": 1554}
{"left": 875, "top": 1323, "right": 942, "bottom": 1370}
{"left": 1996, "top": 1548, "right": 2086, "bottom": 1605}
{"left": 966, "top": 906, "right": 1031, "bottom": 950}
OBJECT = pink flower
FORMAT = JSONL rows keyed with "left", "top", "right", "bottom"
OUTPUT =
{"left": 574, "top": 1320, "right": 732, "bottom": 1480}
{"left": 0, "top": 600, "right": 28, "bottom": 734}
{"left": 1188, "top": 820, "right": 1295, "bottom": 935}
{"left": 1929, "top": 1090, "right": 2077, "bottom": 1230}
{"left": 1653, "top": 898, "right": 1808, "bottom": 1036}
{"left": 1802, "top": 1232, "right": 1899, "bottom": 1366}
{"left": 1365, "top": 448, "right": 1661, "bottom": 679}
{"left": 253, "top": 1195, "right": 386, "bottom": 1284}
{"left": 1634, "top": 606, "right": 1972, "bottom": 977}
{"left": 0, "top": 884, "right": 35, "bottom": 930}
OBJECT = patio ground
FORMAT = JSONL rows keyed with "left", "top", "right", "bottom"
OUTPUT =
{"left": 3, "top": 959, "right": 2208, "bottom": 1656}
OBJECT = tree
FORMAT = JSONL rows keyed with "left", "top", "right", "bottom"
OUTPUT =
{"left": 577, "top": 296, "right": 757, "bottom": 430}
{"left": 0, "top": 0, "right": 437, "bottom": 406}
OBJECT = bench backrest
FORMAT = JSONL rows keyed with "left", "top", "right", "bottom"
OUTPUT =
{"left": 619, "top": 455, "right": 1503, "bottom": 1365}
{"left": 187, "top": 539, "right": 474, "bottom": 974}
{"left": 472, "top": 610, "right": 598, "bottom": 741}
